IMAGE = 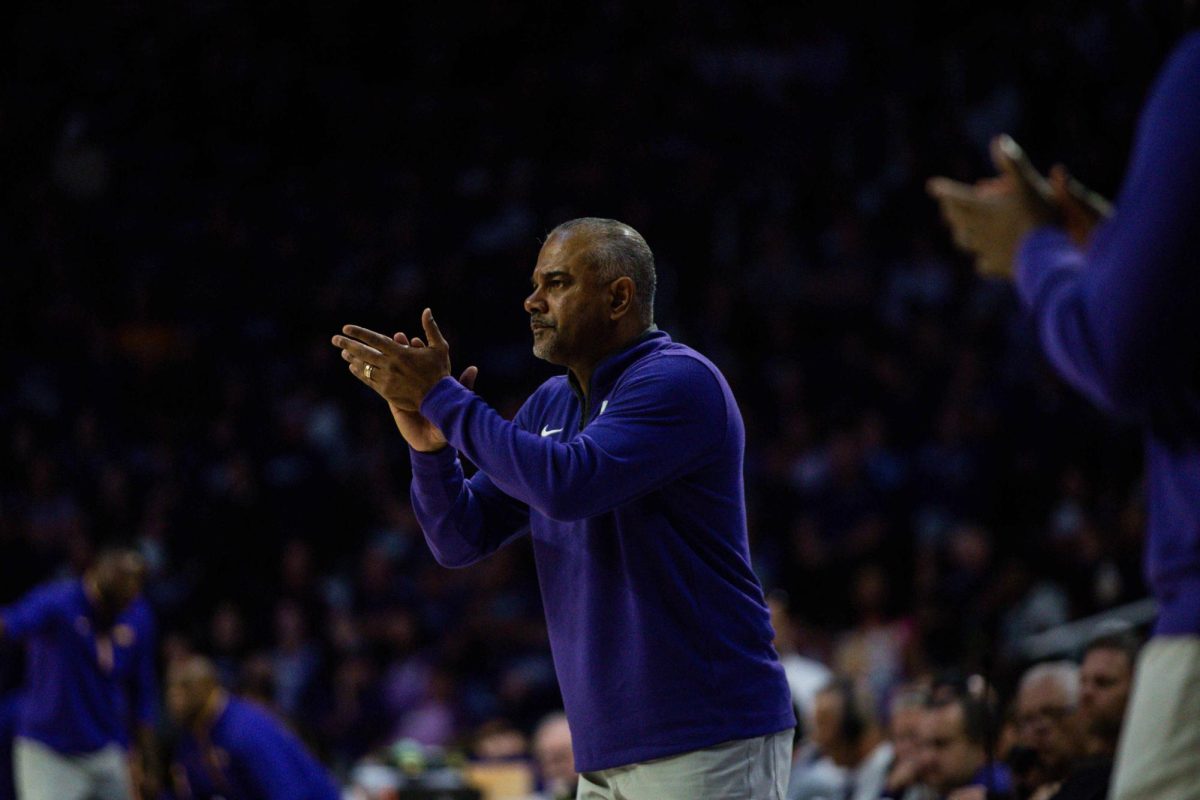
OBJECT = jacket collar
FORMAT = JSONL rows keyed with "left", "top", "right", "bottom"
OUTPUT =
{"left": 566, "top": 328, "right": 669, "bottom": 416}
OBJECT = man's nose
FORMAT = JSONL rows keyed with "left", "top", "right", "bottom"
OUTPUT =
{"left": 525, "top": 288, "right": 546, "bottom": 314}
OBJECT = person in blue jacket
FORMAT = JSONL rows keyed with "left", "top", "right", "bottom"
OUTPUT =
{"left": 166, "top": 655, "right": 340, "bottom": 800}
{"left": 927, "top": 20, "right": 1200, "bottom": 800}
{"left": 0, "top": 548, "right": 159, "bottom": 800}
{"left": 333, "top": 217, "right": 795, "bottom": 798}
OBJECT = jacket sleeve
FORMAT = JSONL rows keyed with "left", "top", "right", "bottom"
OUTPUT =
{"left": 0, "top": 584, "right": 65, "bottom": 640}
{"left": 409, "top": 446, "right": 532, "bottom": 568}
{"left": 1014, "top": 34, "right": 1200, "bottom": 418}
{"left": 419, "top": 356, "right": 726, "bottom": 522}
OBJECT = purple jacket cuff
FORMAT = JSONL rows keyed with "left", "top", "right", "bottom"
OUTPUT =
{"left": 1015, "top": 225, "right": 1078, "bottom": 309}
{"left": 419, "top": 376, "right": 464, "bottom": 427}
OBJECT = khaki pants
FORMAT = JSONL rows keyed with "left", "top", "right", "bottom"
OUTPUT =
{"left": 1109, "top": 636, "right": 1200, "bottom": 800}
{"left": 14, "top": 737, "right": 132, "bottom": 800}
{"left": 577, "top": 730, "right": 793, "bottom": 800}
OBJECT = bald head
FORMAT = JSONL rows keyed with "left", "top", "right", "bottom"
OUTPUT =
{"left": 167, "top": 655, "right": 223, "bottom": 727}
{"left": 547, "top": 218, "right": 656, "bottom": 327}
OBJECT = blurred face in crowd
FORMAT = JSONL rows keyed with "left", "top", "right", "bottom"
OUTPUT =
{"left": 1079, "top": 648, "right": 1133, "bottom": 745}
{"left": 90, "top": 551, "right": 147, "bottom": 618}
{"left": 890, "top": 702, "right": 925, "bottom": 766}
{"left": 524, "top": 230, "right": 634, "bottom": 376}
{"left": 918, "top": 703, "right": 985, "bottom": 795}
{"left": 474, "top": 724, "right": 528, "bottom": 760}
{"left": 166, "top": 657, "right": 220, "bottom": 728}
{"left": 1015, "top": 674, "right": 1080, "bottom": 779}
{"left": 533, "top": 716, "right": 577, "bottom": 796}
{"left": 811, "top": 689, "right": 854, "bottom": 766}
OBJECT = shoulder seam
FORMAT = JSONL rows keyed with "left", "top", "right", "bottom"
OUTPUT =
{"left": 614, "top": 349, "right": 735, "bottom": 453}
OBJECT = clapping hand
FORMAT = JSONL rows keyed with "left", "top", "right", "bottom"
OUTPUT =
{"left": 928, "top": 134, "right": 1112, "bottom": 276}
{"left": 332, "top": 308, "right": 478, "bottom": 452}
{"left": 927, "top": 134, "right": 1058, "bottom": 279}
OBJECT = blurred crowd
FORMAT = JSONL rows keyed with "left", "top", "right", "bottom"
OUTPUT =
{"left": 776, "top": 605, "right": 1140, "bottom": 800}
{"left": 0, "top": 0, "right": 1181, "bottom": 796}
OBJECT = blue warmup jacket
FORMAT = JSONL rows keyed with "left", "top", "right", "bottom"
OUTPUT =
{"left": 1015, "top": 32, "right": 1200, "bottom": 635}
{"left": 0, "top": 580, "right": 157, "bottom": 754}
{"left": 172, "top": 697, "right": 340, "bottom": 800}
{"left": 411, "top": 330, "right": 795, "bottom": 771}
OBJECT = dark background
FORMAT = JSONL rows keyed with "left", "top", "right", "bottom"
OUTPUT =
{"left": 0, "top": 0, "right": 1178, "bottom": 774}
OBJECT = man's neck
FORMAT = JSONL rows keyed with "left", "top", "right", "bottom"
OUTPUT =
{"left": 568, "top": 324, "right": 656, "bottom": 398}
{"left": 568, "top": 365, "right": 595, "bottom": 399}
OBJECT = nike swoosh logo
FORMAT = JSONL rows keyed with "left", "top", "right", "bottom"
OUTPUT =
{"left": 541, "top": 425, "right": 564, "bottom": 437}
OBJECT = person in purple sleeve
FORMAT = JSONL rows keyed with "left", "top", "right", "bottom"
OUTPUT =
{"left": 927, "top": 17, "right": 1200, "bottom": 799}
{"left": 332, "top": 217, "right": 795, "bottom": 798}
{"left": 0, "top": 548, "right": 160, "bottom": 800}
{"left": 165, "top": 656, "right": 340, "bottom": 800}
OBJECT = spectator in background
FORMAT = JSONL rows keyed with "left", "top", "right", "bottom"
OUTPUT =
{"left": 1041, "top": 631, "right": 1139, "bottom": 800}
{"left": 270, "top": 599, "right": 321, "bottom": 724}
{"left": 0, "top": 548, "right": 158, "bottom": 800}
{"left": 1012, "top": 662, "right": 1081, "bottom": 799}
{"left": 471, "top": 719, "right": 529, "bottom": 761}
{"left": 794, "top": 678, "right": 894, "bottom": 800}
{"left": 885, "top": 688, "right": 931, "bottom": 799}
{"left": 531, "top": 712, "right": 576, "bottom": 800}
{"left": 834, "top": 566, "right": 912, "bottom": 706}
{"left": 166, "top": 655, "right": 340, "bottom": 800}
{"left": 1078, "top": 632, "right": 1136, "bottom": 758}
{"left": 917, "top": 695, "right": 1011, "bottom": 800}
{"left": 768, "top": 591, "right": 833, "bottom": 731}
{"left": 391, "top": 664, "right": 458, "bottom": 747}
{"left": 207, "top": 602, "right": 247, "bottom": 690}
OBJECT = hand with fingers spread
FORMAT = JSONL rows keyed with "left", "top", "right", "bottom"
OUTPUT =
{"left": 331, "top": 308, "right": 478, "bottom": 452}
{"left": 927, "top": 134, "right": 1060, "bottom": 279}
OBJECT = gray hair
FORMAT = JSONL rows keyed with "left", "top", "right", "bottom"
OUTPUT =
{"left": 548, "top": 217, "right": 656, "bottom": 325}
{"left": 1019, "top": 660, "right": 1081, "bottom": 707}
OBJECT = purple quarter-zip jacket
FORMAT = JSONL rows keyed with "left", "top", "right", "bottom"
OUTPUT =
{"left": 1015, "top": 32, "right": 1200, "bottom": 636}
{"left": 409, "top": 330, "right": 794, "bottom": 771}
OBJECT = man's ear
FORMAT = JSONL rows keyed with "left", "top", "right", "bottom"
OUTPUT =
{"left": 609, "top": 276, "right": 635, "bottom": 320}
